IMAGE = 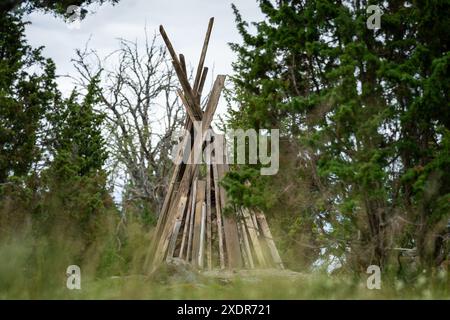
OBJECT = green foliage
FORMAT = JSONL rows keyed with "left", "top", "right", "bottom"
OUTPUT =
{"left": 49, "top": 76, "right": 108, "bottom": 178}
{"left": 0, "top": 0, "right": 448, "bottom": 299}
{"left": 221, "top": 167, "right": 274, "bottom": 210}
{"left": 0, "top": 10, "right": 124, "bottom": 288}
{"left": 228, "top": 0, "right": 450, "bottom": 271}
{"left": 0, "top": 0, "right": 119, "bottom": 17}
{"left": 0, "top": 13, "right": 59, "bottom": 183}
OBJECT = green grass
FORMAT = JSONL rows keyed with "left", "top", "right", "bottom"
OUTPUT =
{"left": 75, "top": 273, "right": 450, "bottom": 299}
{"left": 1, "top": 231, "right": 448, "bottom": 300}
{"left": 2, "top": 270, "right": 449, "bottom": 300}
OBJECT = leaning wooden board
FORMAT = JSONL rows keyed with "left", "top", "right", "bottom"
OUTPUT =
{"left": 192, "top": 180, "right": 206, "bottom": 267}
{"left": 254, "top": 209, "right": 284, "bottom": 269}
{"left": 217, "top": 159, "right": 242, "bottom": 269}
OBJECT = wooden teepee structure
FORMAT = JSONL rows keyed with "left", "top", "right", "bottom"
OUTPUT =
{"left": 150, "top": 18, "right": 283, "bottom": 271}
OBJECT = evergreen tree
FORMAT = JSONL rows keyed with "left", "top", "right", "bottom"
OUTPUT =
{"left": 39, "top": 75, "right": 114, "bottom": 244}
{"left": 49, "top": 75, "right": 107, "bottom": 178}
{"left": 0, "top": 13, "right": 59, "bottom": 183}
{"left": 0, "top": 12, "right": 114, "bottom": 246}
{"left": 228, "top": 0, "right": 449, "bottom": 271}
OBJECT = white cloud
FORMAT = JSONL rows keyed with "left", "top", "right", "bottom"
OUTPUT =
{"left": 24, "top": 0, "right": 264, "bottom": 99}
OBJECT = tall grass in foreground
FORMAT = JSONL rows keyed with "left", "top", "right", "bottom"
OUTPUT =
{"left": 0, "top": 227, "right": 448, "bottom": 299}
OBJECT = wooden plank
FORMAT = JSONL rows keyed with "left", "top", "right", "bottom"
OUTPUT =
{"left": 186, "top": 179, "right": 197, "bottom": 261}
{"left": 250, "top": 212, "right": 260, "bottom": 236}
{"left": 221, "top": 207, "right": 243, "bottom": 269}
{"left": 151, "top": 76, "right": 225, "bottom": 268}
{"left": 194, "top": 17, "right": 214, "bottom": 93}
{"left": 151, "top": 120, "right": 192, "bottom": 250}
{"left": 177, "top": 89, "right": 200, "bottom": 123}
{"left": 217, "top": 161, "right": 242, "bottom": 269}
{"left": 198, "top": 202, "right": 207, "bottom": 268}
{"left": 238, "top": 209, "right": 255, "bottom": 268}
{"left": 159, "top": 25, "right": 201, "bottom": 118}
{"left": 168, "top": 180, "right": 194, "bottom": 258}
{"left": 167, "top": 218, "right": 182, "bottom": 260}
{"left": 158, "top": 195, "right": 188, "bottom": 264}
{"left": 159, "top": 25, "right": 182, "bottom": 68}
{"left": 179, "top": 53, "right": 187, "bottom": 77}
{"left": 192, "top": 75, "right": 225, "bottom": 166}
{"left": 212, "top": 158, "right": 225, "bottom": 269}
{"left": 242, "top": 207, "right": 266, "bottom": 267}
{"left": 236, "top": 216, "right": 250, "bottom": 268}
{"left": 178, "top": 184, "right": 194, "bottom": 259}
{"left": 206, "top": 162, "right": 212, "bottom": 269}
{"left": 178, "top": 75, "right": 226, "bottom": 167}
{"left": 172, "top": 61, "right": 201, "bottom": 118}
{"left": 192, "top": 180, "right": 206, "bottom": 268}
{"left": 254, "top": 210, "right": 284, "bottom": 269}
{"left": 198, "top": 67, "right": 208, "bottom": 101}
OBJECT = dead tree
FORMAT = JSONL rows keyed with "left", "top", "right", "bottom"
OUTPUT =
{"left": 72, "top": 32, "right": 185, "bottom": 217}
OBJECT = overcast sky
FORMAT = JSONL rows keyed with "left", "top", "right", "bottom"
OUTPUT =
{"left": 24, "top": 0, "right": 264, "bottom": 117}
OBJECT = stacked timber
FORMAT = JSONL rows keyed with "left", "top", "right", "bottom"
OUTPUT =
{"left": 149, "top": 17, "right": 283, "bottom": 271}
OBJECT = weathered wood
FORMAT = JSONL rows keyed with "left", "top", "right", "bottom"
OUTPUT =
{"left": 177, "top": 89, "right": 200, "bottom": 123}
{"left": 153, "top": 20, "right": 284, "bottom": 272}
{"left": 179, "top": 54, "right": 187, "bottom": 77}
{"left": 254, "top": 210, "right": 284, "bottom": 269}
{"left": 217, "top": 160, "right": 242, "bottom": 269}
{"left": 194, "top": 17, "right": 214, "bottom": 93}
{"left": 192, "top": 180, "right": 206, "bottom": 267}
{"left": 236, "top": 217, "right": 250, "bottom": 268}
{"left": 147, "top": 143, "right": 186, "bottom": 267}
{"left": 201, "top": 75, "right": 226, "bottom": 131}
{"left": 242, "top": 207, "right": 266, "bottom": 267}
{"left": 152, "top": 76, "right": 225, "bottom": 268}
{"left": 159, "top": 25, "right": 182, "bottom": 67}
{"left": 178, "top": 184, "right": 194, "bottom": 259}
{"left": 167, "top": 218, "right": 182, "bottom": 260}
{"left": 186, "top": 178, "right": 197, "bottom": 261}
{"left": 212, "top": 158, "right": 225, "bottom": 269}
{"left": 198, "top": 202, "right": 207, "bottom": 268}
{"left": 181, "top": 75, "right": 226, "bottom": 166}
{"left": 151, "top": 120, "right": 192, "bottom": 246}
{"left": 172, "top": 61, "right": 201, "bottom": 118}
{"left": 250, "top": 212, "right": 260, "bottom": 237}
{"left": 198, "top": 67, "right": 208, "bottom": 100}
{"left": 206, "top": 162, "right": 212, "bottom": 269}
{"left": 159, "top": 195, "right": 188, "bottom": 263}
{"left": 159, "top": 26, "right": 184, "bottom": 80}
{"left": 238, "top": 210, "right": 255, "bottom": 268}
{"left": 159, "top": 25, "right": 201, "bottom": 118}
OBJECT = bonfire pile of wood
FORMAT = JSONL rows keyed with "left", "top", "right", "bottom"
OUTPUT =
{"left": 150, "top": 18, "right": 283, "bottom": 271}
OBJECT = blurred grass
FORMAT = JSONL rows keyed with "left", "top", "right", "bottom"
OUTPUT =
{"left": 66, "top": 273, "right": 448, "bottom": 300}
{"left": 1, "top": 251, "right": 448, "bottom": 299}
{"left": 0, "top": 228, "right": 448, "bottom": 300}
